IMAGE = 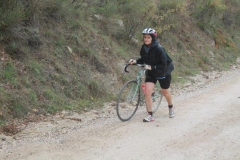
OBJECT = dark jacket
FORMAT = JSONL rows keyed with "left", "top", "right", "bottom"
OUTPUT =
{"left": 136, "top": 40, "right": 174, "bottom": 78}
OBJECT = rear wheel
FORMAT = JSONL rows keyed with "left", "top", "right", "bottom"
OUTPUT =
{"left": 116, "top": 80, "right": 140, "bottom": 121}
{"left": 151, "top": 83, "right": 163, "bottom": 113}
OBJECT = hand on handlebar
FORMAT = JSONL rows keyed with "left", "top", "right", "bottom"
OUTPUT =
{"left": 128, "top": 59, "right": 137, "bottom": 65}
{"left": 145, "top": 65, "right": 152, "bottom": 70}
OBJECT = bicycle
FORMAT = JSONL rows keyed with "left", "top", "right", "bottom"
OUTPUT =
{"left": 116, "top": 64, "right": 163, "bottom": 122}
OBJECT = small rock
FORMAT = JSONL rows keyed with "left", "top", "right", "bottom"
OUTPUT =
{"left": 92, "top": 110, "right": 99, "bottom": 115}
{"left": 111, "top": 102, "right": 116, "bottom": 106}
{"left": 0, "top": 134, "right": 6, "bottom": 141}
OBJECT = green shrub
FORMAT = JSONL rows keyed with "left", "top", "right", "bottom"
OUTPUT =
{"left": 1, "top": 62, "right": 17, "bottom": 83}
{"left": 9, "top": 94, "right": 28, "bottom": 118}
{"left": 222, "top": 0, "right": 240, "bottom": 27}
{"left": 191, "top": 0, "right": 226, "bottom": 30}
{"left": 150, "top": 1, "right": 185, "bottom": 37}
{"left": 26, "top": 61, "right": 43, "bottom": 76}
{"left": 96, "top": 1, "right": 118, "bottom": 18}
{"left": 0, "top": 0, "right": 25, "bottom": 32}
{"left": 122, "top": 0, "right": 156, "bottom": 39}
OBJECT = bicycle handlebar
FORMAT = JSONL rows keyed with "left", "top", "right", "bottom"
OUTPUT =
{"left": 123, "top": 64, "right": 145, "bottom": 73}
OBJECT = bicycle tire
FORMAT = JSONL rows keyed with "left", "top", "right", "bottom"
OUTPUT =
{"left": 116, "top": 80, "right": 140, "bottom": 122}
{"left": 151, "top": 83, "right": 163, "bottom": 113}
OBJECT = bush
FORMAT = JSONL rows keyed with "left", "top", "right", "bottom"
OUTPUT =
{"left": 119, "top": 0, "right": 156, "bottom": 39}
{"left": 0, "top": 0, "right": 25, "bottom": 32}
{"left": 153, "top": 0, "right": 184, "bottom": 35}
{"left": 222, "top": 0, "right": 240, "bottom": 27}
{"left": 190, "top": 0, "right": 226, "bottom": 29}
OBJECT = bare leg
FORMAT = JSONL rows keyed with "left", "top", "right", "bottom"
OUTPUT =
{"left": 144, "top": 82, "right": 155, "bottom": 112}
{"left": 161, "top": 88, "right": 172, "bottom": 106}
{"left": 161, "top": 88, "right": 175, "bottom": 118}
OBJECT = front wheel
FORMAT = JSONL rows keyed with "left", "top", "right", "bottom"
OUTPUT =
{"left": 116, "top": 80, "right": 140, "bottom": 122}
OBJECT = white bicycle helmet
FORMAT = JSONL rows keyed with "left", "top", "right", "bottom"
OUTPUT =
{"left": 142, "top": 28, "right": 157, "bottom": 37}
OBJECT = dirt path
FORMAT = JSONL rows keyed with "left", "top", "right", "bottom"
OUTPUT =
{"left": 1, "top": 66, "right": 240, "bottom": 160}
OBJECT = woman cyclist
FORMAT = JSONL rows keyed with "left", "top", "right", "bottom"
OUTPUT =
{"left": 129, "top": 28, "right": 175, "bottom": 122}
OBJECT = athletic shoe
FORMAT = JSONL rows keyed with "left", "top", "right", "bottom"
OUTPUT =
{"left": 169, "top": 107, "right": 175, "bottom": 118}
{"left": 143, "top": 114, "right": 154, "bottom": 122}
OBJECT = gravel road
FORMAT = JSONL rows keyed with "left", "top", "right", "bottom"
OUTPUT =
{"left": 0, "top": 61, "right": 240, "bottom": 160}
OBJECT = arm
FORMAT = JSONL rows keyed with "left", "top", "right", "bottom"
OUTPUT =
{"left": 136, "top": 57, "right": 144, "bottom": 64}
{"left": 151, "top": 46, "right": 167, "bottom": 71}
{"left": 150, "top": 46, "right": 168, "bottom": 77}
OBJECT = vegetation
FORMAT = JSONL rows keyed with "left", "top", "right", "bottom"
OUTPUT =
{"left": 0, "top": 0, "right": 239, "bottom": 126}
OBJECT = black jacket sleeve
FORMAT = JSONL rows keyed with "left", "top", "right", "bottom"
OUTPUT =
{"left": 136, "top": 57, "right": 144, "bottom": 64}
{"left": 151, "top": 46, "right": 167, "bottom": 77}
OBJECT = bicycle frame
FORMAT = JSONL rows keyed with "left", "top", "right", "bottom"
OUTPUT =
{"left": 125, "top": 64, "right": 146, "bottom": 104}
